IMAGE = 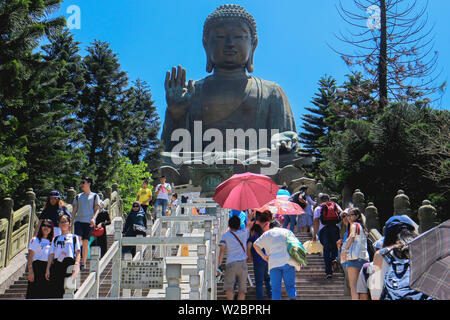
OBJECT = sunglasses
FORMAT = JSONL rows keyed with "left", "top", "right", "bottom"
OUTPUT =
{"left": 80, "top": 181, "right": 87, "bottom": 185}
{"left": 133, "top": 205, "right": 140, "bottom": 208}
{"left": 42, "top": 224, "right": 52, "bottom": 228}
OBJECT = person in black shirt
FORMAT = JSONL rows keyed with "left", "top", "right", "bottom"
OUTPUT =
{"left": 36, "top": 191, "right": 70, "bottom": 238}
{"left": 90, "top": 206, "right": 111, "bottom": 258}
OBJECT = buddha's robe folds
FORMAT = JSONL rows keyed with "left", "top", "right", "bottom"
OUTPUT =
{"left": 161, "top": 75, "right": 296, "bottom": 152}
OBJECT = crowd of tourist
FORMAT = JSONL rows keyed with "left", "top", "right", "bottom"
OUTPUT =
{"left": 25, "top": 176, "right": 432, "bottom": 301}
{"left": 217, "top": 185, "right": 433, "bottom": 301}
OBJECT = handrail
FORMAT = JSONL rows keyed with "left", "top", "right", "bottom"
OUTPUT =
{"left": 74, "top": 272, "right": 96, "bottom": 299}
{"left": 99, "top": 241, "right": 119, "bottom": 274}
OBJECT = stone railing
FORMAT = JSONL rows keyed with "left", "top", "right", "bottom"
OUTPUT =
{"left": 345, "top": 188, "right": 440, "bottom": 236}
{"left": 68, "top": 200, "right": 229, "bottom": 300}
{"left": 0, "top": 184, "right": 122, "bottom": 296}
{"left": 0, "top": 189, "right": 37, "bottom": 269}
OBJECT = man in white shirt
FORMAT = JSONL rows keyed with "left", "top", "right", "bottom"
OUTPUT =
{"left": 72, "top": 176, "right": 101, "bottom": 269}
{"left": 218, "top": 216, "right": 249, "bottom": 300}
{"left": 154, "top": 176, "right": 172, "bottom": 219}
{"left": 253, "top": 220, "right": 298, "bottom": 300}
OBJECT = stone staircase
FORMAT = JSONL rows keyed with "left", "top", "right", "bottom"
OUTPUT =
{"left": 0, "top": 235, "right": 116, "bottom": 299}
{"left": 217, "top": 231, "right": 351, "bottom": 300}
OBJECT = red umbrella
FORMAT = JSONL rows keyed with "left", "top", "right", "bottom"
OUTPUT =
{"left": 213, "top": 172, "right": 279, "bottom": 211}
{"left": 255, "top": 198, "right": 305, "bottom": 215}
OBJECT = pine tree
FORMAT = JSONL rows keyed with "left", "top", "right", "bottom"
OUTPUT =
{"left": 299, "top": 76, "right": 341, "bottom": 166}
{"left": 79, "top": 40, "right": 134, "bottom": 190}
{"left": 124, "top": 79, "right": 162, "bottom": 174}
{"left": 0, "top": 0, "right": 68, "bottom": 203}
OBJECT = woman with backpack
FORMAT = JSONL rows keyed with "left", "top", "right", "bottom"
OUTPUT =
{"left": 341, "top": 208, "right": 370, "bottom": 300}
{"left": 45, "top": 213, "right": 81, "bottom": 298}
{"left": 369, "top": 216, "right": 432, "bottom": 300}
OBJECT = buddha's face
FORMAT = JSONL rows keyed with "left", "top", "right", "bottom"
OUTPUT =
{"left": 206, "top": 19, "right": 253, "bottom": 71}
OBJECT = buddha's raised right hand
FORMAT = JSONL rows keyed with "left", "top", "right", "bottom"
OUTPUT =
{"left": 165, "top": 65, "right": 195, "bottom": 121}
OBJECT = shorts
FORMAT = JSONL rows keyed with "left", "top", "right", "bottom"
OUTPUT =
{"left": 346, "top": 258, "right": 368, "bottom": 270}
{"left": 74, "top": 221, "right": 93, "bottom": 241}
{"left": 223, "top": 260, "right": 248, "bottom": 293}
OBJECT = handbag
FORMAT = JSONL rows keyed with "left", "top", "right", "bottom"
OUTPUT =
{"left": 132, "top": 224, "right": 147, "bottom": 236}
{"left": 286, "top": 231, "right": 308, "bottom": 266}
{"left": 92, "top": 226, "right": 105, "bottom": 237}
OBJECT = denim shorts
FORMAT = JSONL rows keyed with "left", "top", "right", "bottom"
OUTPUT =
{"left": 346, "top": 258, "right": 368, "bottom": 269}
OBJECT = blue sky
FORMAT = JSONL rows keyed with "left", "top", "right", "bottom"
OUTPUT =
{"left": 51, "top": 0, "right": 450, "bottom": 135}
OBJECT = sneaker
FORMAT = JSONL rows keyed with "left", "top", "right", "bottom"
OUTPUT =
{"left": 80, "top": 264, "right": 86, "bottom": 271}
{"left": 326, "top": 274, "right": 332, "bottom": 279}
{"left": 332, "top": 260, "right": 339, "bottom": 272}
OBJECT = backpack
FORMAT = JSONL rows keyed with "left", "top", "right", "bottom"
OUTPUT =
{"left": 320, "top": 201, "right": 340, "bottom": 226}
{"left": 290, "top": 191, "right": 307, "bottom": 209}
{"left": 380, "top": 249, "right": 433, "bottom": 300}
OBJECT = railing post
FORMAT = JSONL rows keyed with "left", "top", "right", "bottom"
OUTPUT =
{"left": 122, "top": 253, "right": 132, "bottom": 298}
{"left": 418, "top": 200, "right": 438, "bottom": 233}
{"left": 197, "top": 244, "right": 206, "bottom": 298}
{"left": 63, "top": 265, "right": 77, "bottom": 299}
{"left": 165, "top": 263, "right": 182, "bottom": 300}
{"left": 365, "top": 202, "right": 380, "bottom": 232}
{"left": 25, "top": 188, "right": 36, "bottom": 242}
{"left": 110, "top": 217, "right": 123, "bottom": 298}
{"left": 189, "top": 274, "right": 201, "bottom": 300}
{"left": 394, "top": 190, "right": 413, "bottom": 219}
{"left": 67, "top": 188, "right": 76, "bottom": 208}
{"left": 105, "top": 186, "right": 112, "bottom": 202}
{"left": 1, "top": 198, "right": 14, "bottom": 266}
{"left": 88, "top": 246, "right": 101, "bottom": 298}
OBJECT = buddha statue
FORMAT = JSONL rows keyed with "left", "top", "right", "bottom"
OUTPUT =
{"left": 161, "top": 4, "right": 298, "bottom": 158}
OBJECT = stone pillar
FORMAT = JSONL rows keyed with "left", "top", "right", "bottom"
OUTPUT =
{"left": 197, "top": 244, "right": 207, "bottom": 298}
{"left": 67, "top": 188, "right": 76, "bottom": 207}
{"left": 63, "top": 265, "right": 77, "bottom": 299}
{"left": 342, "top": 184, "right": 353, "bottom": 209}
{"left": 25, "top": 188, "right": 36, "bottom": 240}
{"left": 87, "top": 246, "right": 101, "bottom": 298}
{"left": 364, "top": 202, "right": 380, "bottom": 232}
{"left": 110, "top": 217, "right": 123, "bottom": 298}
{"left": 1, "top": 198, "right": 14, "bottom": 266}
{"left": 418, "top": 200, "right": 438, "bottom": 234}
{"left": 104, "top": 186, "right": 112, "bottom": 201}
{"left": 352, "top": 189, "right": 366, "bottom": 212}
{"left": 394, "top": 190, "right": 412, "bottom": 218}
{"left": 165, "top": 263, "right": 182, "bottom": 300}
{"left": 189, "top": 274, "right": 201, "bottom": 300}
{"left": 315, "top": 180, "right": 324, "bottom": 199}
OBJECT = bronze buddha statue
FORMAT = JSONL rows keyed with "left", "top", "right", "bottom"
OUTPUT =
{"left": 161, "top": 4, "right": 298, "bottom": 157}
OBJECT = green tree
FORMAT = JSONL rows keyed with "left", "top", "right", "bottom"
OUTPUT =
{"left": 113, "top": 157, "right": 152, "bottom": 213}
{"left": 0, "top": 0, "right": 69, "bottom": 204}
{"left": 300, "top": 76, "right": 340, "bottom": 167}
{"left": 124, "top": 79, "right": 162, "bottom": 175}
{"left": 79, "top": 40, "right": 135, "bottom": 190}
